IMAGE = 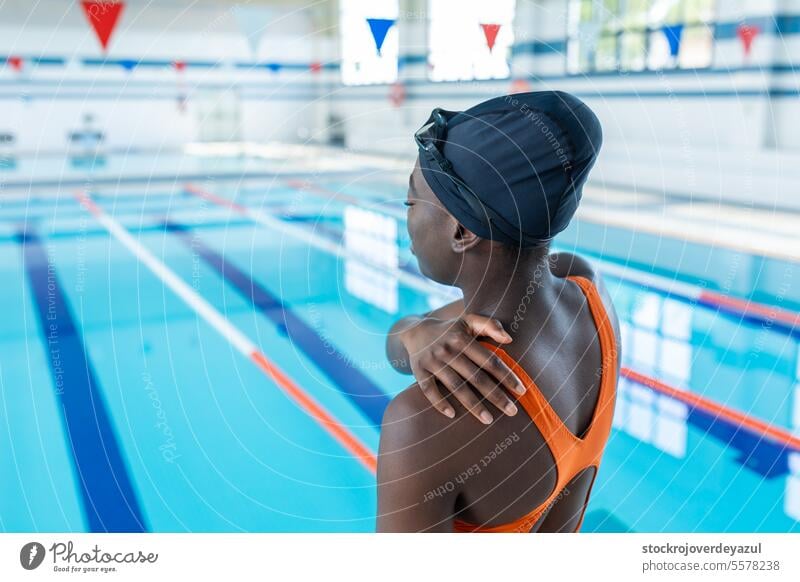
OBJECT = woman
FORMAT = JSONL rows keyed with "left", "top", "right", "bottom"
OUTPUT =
{"left": 377, "top": 91, "right": 621, "bottom": 532}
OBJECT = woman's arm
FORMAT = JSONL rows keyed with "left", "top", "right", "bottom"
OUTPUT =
{"left": 376, "top": 389, "right": 459, "bottom": 532}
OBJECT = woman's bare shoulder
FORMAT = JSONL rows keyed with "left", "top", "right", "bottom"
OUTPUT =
{"left": 381, "top": 385, "right": 456, "bottom": 445}
{"left": 548, "top": 251, "right": 597, "bottom": 280}
{"left": 379, "top": 385, "right": 485, "bottom": 473}
{"left": 548, "top": 251, "right": 621, "bottom": 364}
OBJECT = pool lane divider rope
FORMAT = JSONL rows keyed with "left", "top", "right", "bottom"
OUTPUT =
{"left": 74, "top": 191, "right": 378, "bottom": 475}
{"left": 587, "top": 258, "right": 800, "bottom": 338}
{"left": 15, "top": 229, "right": 147, "bottom": 532}
{"left": 162, "top": 221, "right": 390, "bottom": 426}
{"left": 621, "top": 367, "right": 800, "bottom": 451}
{"left": 283, "top": 178, "right": 407, "bottom": 221}
{"left": 183, "top": 183, "right": 800, "bottom": 452}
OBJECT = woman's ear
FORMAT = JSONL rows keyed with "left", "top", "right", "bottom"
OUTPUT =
{"left": 451, "top": 222, "right": 482, "bottom": 253}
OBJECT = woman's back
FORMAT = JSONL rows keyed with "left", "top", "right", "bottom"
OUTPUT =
{"left": 377, "top": 269, "right": 620, "bottom": 532}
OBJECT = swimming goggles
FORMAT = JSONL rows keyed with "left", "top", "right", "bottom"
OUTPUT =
{"left": 414, "top": 108, "right": 493, "bottom": 221}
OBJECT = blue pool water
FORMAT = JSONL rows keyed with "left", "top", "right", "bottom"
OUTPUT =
{"left": 1, "top": 153, "right": 799, "bottom": 533}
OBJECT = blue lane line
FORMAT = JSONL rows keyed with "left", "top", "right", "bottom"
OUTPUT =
{"left": 0, "top": 218, "right": 254, "bottom": 244}
{"left": 162, "top": 221, "right": 391, "bottom": 427}
{"left": 16, "top": 230, "right": 146, "bottom": 533}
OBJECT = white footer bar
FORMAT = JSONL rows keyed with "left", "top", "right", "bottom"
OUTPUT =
{"left": 1, "top": 533, "right": 798, "bottom": 581}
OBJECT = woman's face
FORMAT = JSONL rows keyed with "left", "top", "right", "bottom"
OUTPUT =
{"left": 406, "top": 159, "right": 460, "bottom": 285}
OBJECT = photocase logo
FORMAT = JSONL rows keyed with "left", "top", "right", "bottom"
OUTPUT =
{"left": 20, "top": 542, "right": 46, "bottom": 570}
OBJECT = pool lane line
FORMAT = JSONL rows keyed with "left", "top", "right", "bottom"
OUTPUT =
{"left": 284, "top": 178, "right": 406, "bottom": 220}
{"left": 585, "top": 255, "right": 800, "bottom": 338}
{"left": 181, "top": 184, "right": 800, "bottom": 451}
{"left": 183, "top": 183, "right": 444, "bottom": 297}
{"left": 163, "top": 221, "right": 391, "bottom": 426}
{"left": 16, "top": 229, "right": 147, "bottom": 532}
{"left": 74, "top": 191, "right": 378, "bottom": 475}
{"left": 621, "top": 367, "right": 800, "bottom": 452}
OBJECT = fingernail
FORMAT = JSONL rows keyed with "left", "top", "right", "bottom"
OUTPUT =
{"left": 480, "top": 411, "right": 493, "bottom": 424}
{"left": 444, "top": 407, "right": 455, "bottom": 418}
{"left": 514, "top": 383, "right": 526, "bottom": 395}
{"left": 505, "top": 403, "right": 518, "bottom": 416}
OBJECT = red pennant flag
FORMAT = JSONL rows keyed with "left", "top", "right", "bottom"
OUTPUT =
{"left": 6, "top": 56, "right": 23, "bottom": 72}
{"left": 509, "top": 78, "right": 532, "bottom": 94}
{"left": 737, "top": 24, "right": 760, "bottom": 58}
{"left": 388, "top": 81, "right": 405, "bottom": 108}
{"left": 173, "top": 60, "right": 186, "bottom": 72}
{"left": 310, "top": 61, "right": 322, "bottom": 74}
{"left": 480, "top": 23, "right": 502, "bottom": 52}
{"left": 80, "top": 1, "right": 125, "bottom": 52}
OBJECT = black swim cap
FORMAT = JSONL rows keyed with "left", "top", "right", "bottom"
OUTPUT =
{"left": 416, "top": 91, "right": 602, "bottom": 247}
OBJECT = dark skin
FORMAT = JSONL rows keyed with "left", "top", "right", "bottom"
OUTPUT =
{"left": 377, "top": 160, "right": 621, "bottom": 532}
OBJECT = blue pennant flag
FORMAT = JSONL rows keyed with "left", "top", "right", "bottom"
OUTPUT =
{"left": 266, "top": 62, "right": 281, "bottom": 73}
{"left": 366, "top": 18, "right": 395, "bottom": 56}
{"left": 662, "top": 24, "right": 684, "bottom": 58}
{"left": 119, "top": 58, "right": 137, "bottom": 72}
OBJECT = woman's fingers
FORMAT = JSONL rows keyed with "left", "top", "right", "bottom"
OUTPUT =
{"left": 446, "top": 355, "right": 519, "bottom": 417}
{"left": 462, "top": 342, "right": 526, "bottom": 396}
{"left": 428, "top": 364, "right": 494, "bottom": 425}
{"left": 413, "top": 365, "right": 455, "bottom": 418}
{"left": 462, "top": 314, "right": 512, "bottom": 344}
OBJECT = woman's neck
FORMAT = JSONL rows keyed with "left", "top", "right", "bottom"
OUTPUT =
{"left": 457, "top": 250, "right": 556, "bottom": 330}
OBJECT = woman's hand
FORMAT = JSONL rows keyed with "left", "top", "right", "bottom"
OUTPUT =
{"left": 399, "top": 314, "right": 526, "bottom": 424}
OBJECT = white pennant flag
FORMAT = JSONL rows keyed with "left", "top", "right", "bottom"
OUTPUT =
{"left": 233, "top": 5, "right": 274, "bottom": 57}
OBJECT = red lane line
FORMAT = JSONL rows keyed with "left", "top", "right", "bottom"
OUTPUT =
{"left": 699, "top": 290, "right": 800, "bottom": 329}
{"left": 621, "top": 367, "right": 800, "bottom": 451}
{"left": 75, "top": 191, "right": 102, "bottom": 216}
{"left": 86, "top": 186, "right": 378, "bottom": 475}
{"left": 184, "top": 183, "right": 248, "bottom": 213}
{"left": 184, "top": 182, "right": 379, "bottom": 473}
{"left": 250, "top": 352, "right": 378, "bottom": 474}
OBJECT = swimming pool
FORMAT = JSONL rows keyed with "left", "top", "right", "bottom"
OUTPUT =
{"left": 1, "top": 150, "right": 799, "bottom": 533}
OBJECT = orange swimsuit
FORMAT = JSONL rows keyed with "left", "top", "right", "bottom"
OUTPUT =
{"left": 453, "top": 275, "right": 618, "bottom": 533}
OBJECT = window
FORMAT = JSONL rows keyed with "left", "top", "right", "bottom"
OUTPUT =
{"left": 567, "top": 0, "right": 715, "bottom": 74}
{"left": 428, "top": 0, "right": 516, "bottom": 82}
{"left": 340, "top": 0, "right": 398, "bottom": 86}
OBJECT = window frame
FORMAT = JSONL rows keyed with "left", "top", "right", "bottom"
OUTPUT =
{"left": 426, "top": 0, "right": 516, "bottom": 83}
{"left": 565, "top": 0, "right": 717, "bottom": 76}
{"left": 339, "top": 0, "right": 400, "bottom": 87}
